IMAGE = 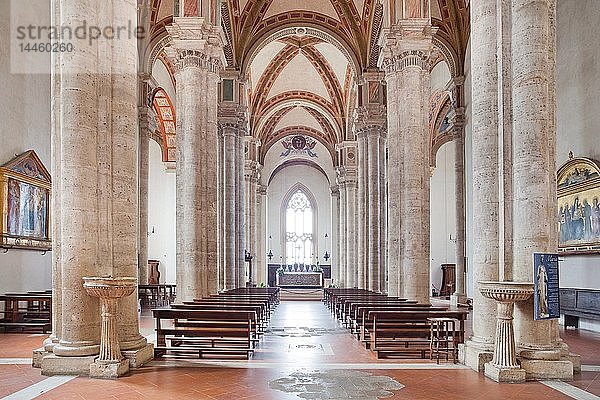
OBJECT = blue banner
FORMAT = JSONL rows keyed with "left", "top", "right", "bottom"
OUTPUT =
{"left": 533, "top": 253, "right": 560, "bottom": 320}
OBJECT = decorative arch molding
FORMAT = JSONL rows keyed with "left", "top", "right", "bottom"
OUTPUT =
{"left": 429, "top": 91, "right": 453, "bottom": 168}
{"left": 269, "top": 159, "right": 331, "bottom": 186}
{"left": 241, "top": 24, "right": 360, "bottom": 77}
{"left": 432, "top": 35, "right": 458, "bottom": 77}
{"left": 151, "top": 87, "right": 177, "bottom": 162}
{"left": 254, "top": 91, "right": 342, "bottom": 143}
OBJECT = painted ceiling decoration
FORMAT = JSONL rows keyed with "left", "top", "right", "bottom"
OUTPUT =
{"left": 145, "top": 0, "right": 470, "bottom": 167}
{"left": 152, "top": 88, "right": 177, "bottom": 163}
{"left": 280, "top": 135, "right": 319, "bottom": 158}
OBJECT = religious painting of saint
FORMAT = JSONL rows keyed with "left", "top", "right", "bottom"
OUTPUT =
{"left": 533, "top": 253, "right": 560, "bottom": 320}
{"left": 557, "top": 155, "right": 600, "bottom": 254}
{"left": 6, "top": 178, "right": 48, "bottom": 239}
{"left": 1, "top": 150, "right": 52, "bottom": 251}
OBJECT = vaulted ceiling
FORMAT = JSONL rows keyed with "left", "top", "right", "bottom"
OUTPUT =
{"left": 147, "top": 0, "right": 470, "bottom": 165}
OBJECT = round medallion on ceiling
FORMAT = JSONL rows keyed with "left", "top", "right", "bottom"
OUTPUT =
{"left": 291, "top": 135, "right": 307, "bottom": 150}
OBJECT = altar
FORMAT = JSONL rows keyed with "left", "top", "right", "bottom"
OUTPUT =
{"left": 277, "top": 271, "right": 323, "bottom": 288}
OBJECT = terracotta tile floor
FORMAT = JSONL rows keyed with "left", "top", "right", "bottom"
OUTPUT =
{"left": 0, "top": 300, "right": 599, "bottom": 400}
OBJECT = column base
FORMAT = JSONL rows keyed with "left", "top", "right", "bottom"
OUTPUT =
{"left": 519, "top": 358, "right": 574, "bottom": 381}
{"left": 32, "top": 347, "right": 50, "bottom": 368}
{"left": 450, "top": 294, "right": 468, "bottom": 307}
{"left": 41, "top": 354, "right": 98, "bottom": 376}
{"left": 459, "top": 340, "right": 494, "bottom": 372}
{"left": 563, "top": 353, "right": 582, "bottom": 374}
{"left": 89, "top": 359, "right": 130, "bottom": 379}
{"left": 484, "top": 363, "right": 526, "bottom": 383}
{"left": 122, "top": 343, "right": 154, "bottom": 368}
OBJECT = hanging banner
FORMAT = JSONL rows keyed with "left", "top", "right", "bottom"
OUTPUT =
{"left": 533, "top": 253, "right": 560, "bottom": 320}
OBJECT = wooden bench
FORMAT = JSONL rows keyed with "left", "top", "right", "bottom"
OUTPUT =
{"left": 138, "top": 284, "right": 176, "bottom": 308}
{"left": 355, "top": 304, "right": 446, "bottom": 344}
{"left": 560, "top": 288, "right": 600, "bottom": 328}
{"left": 153, "top": 308, "right": 256, "bottom": 359}
{"left": 368, "top": 310, "right": 468, "bottom": 359}
{"left": 0, "top": 292, "right": 52, "bottom": 333}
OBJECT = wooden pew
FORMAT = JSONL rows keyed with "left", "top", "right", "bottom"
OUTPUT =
{"left": 367, "top": 310, "right": 468, "bottom": 359}
{"left": 0, "top": 292, "right": 52, "bottom": 333}
{"left": 153, "top": 308, "right": 256, "bottom": 359}
{"left": 355, "top": 304, "right": 446, "bottom": 345}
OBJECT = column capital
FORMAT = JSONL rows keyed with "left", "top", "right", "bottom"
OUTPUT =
{"left": 336, "top": 166, "right": 358, "bottom": 187}
{"left": 244, "top": 160, "right": 261, "bottom": 182}
{"left": 447, "top": 107, "right": 466, "bottom": 140}
{"left": 330, "top": 185, "right": 340, "bottom": 197}
{"left": 218, "top": 103, "right": 248, "bottom": 134}
{"left": 378, "top": 22, "right": 438, "bottom": 75}
{"left": 353, "top": 106, "right": 387, "bottom": 138}
{"left": 166, "top": 18, "right": 226, "bottom": 74}
{"left": 257, "top": 184, "right": 268, "bottom": 196}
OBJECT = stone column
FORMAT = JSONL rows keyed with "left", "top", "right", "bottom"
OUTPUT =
{"left": 220, "top": 118, "right": 237, "bottom": 289}
{"left": 337, "top": 176, "right": 347, "bottom": 287}
{"left": 384, "top": 62, "right": 401, "bottom": 298}
{"left": 330, "top": 186, "right": 340, "bottom": 286}
{"left": 380, "top": 20, "right": 434, "bottom": 304}
{"left": 355, "top": 75, "right": 387, "bottom": 293}
{"left": 379, "top": 132, "right": 388, "bottom": 293}
{"left": 244, "top": 161, "right": 260, "bottom": 286}
{"left": 138, "top": 105, "right": 151, "bottom": 286}
{"left": 235, "top": 134, "right": 246, "bottom": 287}
{"left": 511, "top": 0, "right": 575, "bottom": 379}
{"left": 217, "top": 118, "right": 225, "bottom": 291}
{"left": 256, "top": 185, "right": 268, "bottom": 285}
{"left": 447, "top": 79, "right": 467, "bottom": 306}
{"left": 168, "top": 18, "right": 224, "bottom": 301}
{"left": 457, "top": 0, "right": 500, "bottom": 372}
{"left": 345, "top": 174, "right": 358, "bottom": 288}
{"left": 356, "top": 131, "right": 368, "bottom": 289}
{"left": 42, "top": 0, "right": 150, "bottom": 375}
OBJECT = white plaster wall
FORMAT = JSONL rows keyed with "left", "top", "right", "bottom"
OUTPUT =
{"left": 147, "top": 140, "right": 177, "bottom": 283}
{"left": 556, "top": 0, "right": 600, "bottom": 295}
{"left": 266, "top": 165, "right": 332, "bottom": 271}
{"left": 152, "top": 59, "right": 176, "bottom": 105}
{"left": 430, "top": 142, "right": 457, "bottom": 294}
{"left": 0, "top": 0, "right": 52, "bottom": 294}
{"left": 430, "top": 61, "right": 451, "bottom": 93}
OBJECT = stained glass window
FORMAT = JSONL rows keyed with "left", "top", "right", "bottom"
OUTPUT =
{"left": 285, "top": 190, "right": 313, "bottom": 265}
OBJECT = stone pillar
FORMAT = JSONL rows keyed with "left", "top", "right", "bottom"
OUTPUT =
{"left": 447, "top": 78, "right": 467, "bottom": 306}
{"left": 168, "top": 18, "right": 224, "bottom": 301}
{"left": 337, "top": 176, "right": 347, "bottom": 287}
{"left": 356, "top": 131, "right": 368, "bottom": 289}
{"left": 330, "top": 186, "right": 340, "bottom": 286}
{"left": 217, "top": 118, "right": 225, "bottom": 291}
{"left": 256, "top": 185, "right": 268, "bottom": 285}
{"left": 355, "top": 74, "right": 387, "bottom": 293}
{"left": 42, "top": 0, "right": 150, "bottom": 375}
{"left": 219, "top": 73, "right": 248, "bottom": 290}
{"left": 345, "top": 173, "right": 358, "bottom": 288}
{"left": 244, "top": 160, "right": 260, "bottom": 285}
{"left": 380, "top": 20, "right": 434, "bottom": 304}
{"left": 235, "top": 134, "right": 246, "bottom": 287}
{"left": 337, "top": 160, "right": 358, "bottom": 288}
{"left": 511, "top": 0, "right": 574, "bottom": 380}
{"left": 458, "top": 0, "right": 500, "bottom": 372}
{"left": 138, "top": 105, "right": 151, "bottom": 286}
{"left": 220, "top": 118, "right": 237, "bottom": 289}
{"left": 379, "top": 132, "right": 388, "bottom": 293}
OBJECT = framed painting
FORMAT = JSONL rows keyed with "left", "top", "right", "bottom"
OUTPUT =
{"left": 557, "top": 153, "right": 600, "bottom": 254}
{"left": 0, "top": 150, "right": 52, "bottom": 251}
